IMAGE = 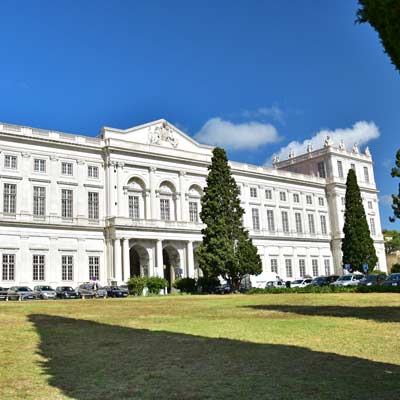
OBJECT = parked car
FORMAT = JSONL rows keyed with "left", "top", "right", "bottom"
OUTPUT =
{"left": 359, "top": 274, "right": 387, "bottom": 286}
{"left": 76, "top": 282, "right": 107, "bottom": 298}
{"left": 265, "top": 280, "right": 287, "bottom": 289}
{"left": 310, "top": 275, "right": 339, "bottom": 287}
{"left": 0, "top": 287, "right": 9, "bottom": 300}
{"left": 7, "top": 286, "right": 36, "bottom": 300}
{"left": 290, "top": 278, "right": 313, "bottom": 288}
{"left": 34, "top": 285, "right": 57, "bottom": 299}
{"left": 103, "top": 285, "right": 129, "bottom": 298}
{"left": 381, "top": 273, "right": 400, "bottom": 287}
{"left": 214, "top": 283, "right": 232, "bottom": 294}
{"left": 331, "top": 274, "right": 363, "bottom": 287}
{"left": 55, "top": 286, "right": 80, "bottom": 299}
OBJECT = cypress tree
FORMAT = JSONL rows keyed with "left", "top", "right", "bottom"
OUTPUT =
{"left": 197, "top": 147, "right": 262, "bottom": 291}
{"left": 390, "top": 149, "right": 400, "bottom": 221}
{"left": 342, "top": 168, "right": 378, "bottom": 272}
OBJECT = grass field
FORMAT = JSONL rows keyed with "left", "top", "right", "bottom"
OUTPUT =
{"left": 1, "top": 293, "right": 400, "bottom": 400}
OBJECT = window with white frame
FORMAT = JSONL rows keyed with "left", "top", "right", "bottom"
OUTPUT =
{"left": 317, "top": 161, "right": 326, "bottom": 178}
{"left": 364, "top": 166, "right": 370, "bottom": 183}
{"left": 129, "top": 195, "right": 140, "bottom": 220}
{"left": 89, "top": 256, "right": 100, "bottom": 280}
{"left": 312, "top": 259, "right": 319, "bottom": 276}
{"left": 250, "top": 187, "right": 258, "bottom": 198}
{"left": 370, "top": 218, "right": 376, "bottom": 236}
{"left": 337, "top": 160, "right": 344, "bottom": 178}
{"left": 189, "top": 201, "right": 199, "bottom": 222}
{"left": 2, "top": 254, "right": 15, "bottom": 281}
{"left": 306, "top": 195, "right": 312, "bottom": 205}
{"left": 88, "top": 192, "right": 99, "bottom": 220}
{"left": 265, "top": 189, "right": 272, "bottom": 200}
{"left": 295, "top": 212, "right": 302, "bottom": 233}
{"left": 160, "top": 199, "right": 170, "bottom": 221}
{"left": 324, "top": 259, "right": 331, "bottom": 276}
{"left": 271, "top": 258, "right": 278, "bottom": 273}
{"left": 88, "top": 165, "right": 99, "bottom": 178}
{"left": 33, "top": 255, "right": 45, "bottom": 281}
{"left": 237, "top": 186, "right": 241, "bottom": 195}
{"left": 320, "top": 215, "right": 327, "bottom": 235}
{"left": 252, "top": 208, "right": 260, "bottom": 230}
{"left": 3, "top": 183, "right": 16, "bottom": 214}
{"left": 279, "top": 191, "right": 287, "bottom": 202}
{"left": 4, "top": 155, "right": 17, "bottom": 169}
{"left": 341, "top": 197, "right": 345, "bottom": 206}
{"left": 34, "top": 158, "right": 46, "bottom": 173}
{"left": 350, "top": 163, "right": 356, "bottom": 171}
{"left": 285, "top": 259, "right": 293, "bottom": 277}
{"left": 61, "top": 162, "right": 73, "bottom": 176}
{"left": 318, "top": 197, "right": 324, "bottom": 206}
{"left": 368, "top": 201, "right": 373, "bottom": 210}
{"left": 33, "top": 186, "right": 46, "bottom": 216}
{"left": 266, "top": 209, "right": 275, "bottom": 231}
{"left": 293, "top": 193, "right": 300, "bottom": 203}
{"left": 61, "top": 189, "right": 73, "bottom": 218}
{"left": 299, "top": 259, "right": 306, "bottom": 277}
{"left": 281, "top": 211, "right": 289, "bottom": 233}
{"left": 61, "top": 255, "right": 73, "bottom": 281}
{"left": 308, "top": 214, "right": 316, "bottom": 234}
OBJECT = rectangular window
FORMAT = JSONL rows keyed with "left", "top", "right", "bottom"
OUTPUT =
{"left": 320, "top": 215, "right": 327, "bottom": 235}
{"left": 312, "top": 259, "right": 319, "bottom": 276}
{"left": 34, "top": 158, "right": 46, "bottom": 173}
{"left": 308, "top": 214, "right": 315, "bottom": 234}
{"left": 160, "top": 199, "right": 170, "bottom": 221}
{"left": 324, "top": 259, "right": 331, "bottom": 276}
{"left": 252, "top": 208, "right": 260, "bottom": 230}
{"left": 317, "top": 161, "right": 326, "bottom": 178}
{"left": 189, "top": 201, "right": 199, "bottom": 222}
{"left": 299, "top": 259, "right": 306, "bottom": 277}
{"left": 129, "top": 195, "right": 140, "bottom": 220}
{"left": 250, "top": 187, "right": 258, "bottom": 198}
{"left": 350, "top": 163, "right": 356, "bottom": 171}
{"left": 88, "top": 165, "right": 99, "bottom": 178}
{"left": 271, "top": 258, "right": 278, "bottom": 273}
{"left": 341, "top": 197, "right": 345, "bottom": 206}
{"left": 62, "top": 255, "right": 73, "bottom": 281}
{"left": 279, "top": 191, "right": 287, "bottom": 202}
{"left": 88, "top": 192, "right": 99, "bottom": 220}
{"left": 370, "top": 218, "right": 376, "bottom": 236}
{"left": 61, "top": 162, "right": 73, "bottom": 176}
{"left": 318, "top": 197, "right": 324, "bottom": 206}
{"left": 281, "top": 211, "right": 289, "bottom": 233}
{"left": 237, "top": 186, "right": 241, "bottom": 195}
{"left": 368, "top": 201, "right": 373, "bottom": 210}
{"left": 293, "top": 193, "right": 300, "bottom": 203}
{"left": 2, "top": 254, "right": 15, "bottom": 281}
{"left": 306, "top": 195, "right": 312, "bottom": 205}
{"left": 337, "top": 160, "right": 344, "bottom": 178}
{"left": 266, "top": 209, "right": 275, "bottom": 232}
{"left": 89, "top": 256, "right": 100, "bottom": 280}
{"left": 61, "top": 189, "right": 73, "bottom": 218}
{"left": 33, "top": 186, "right": 46, "bottom": 216}
{"left": 364, "top": 166, "right": 370, "bottom": 183}
{"left": 285, "top": 259, "right": 293, "bottom": 278}
{"left": 4, "top": 155, "right": 17, "bottom": 169}
{"left": 3, "top": 183, "right": 16, "bottom": 214}
{"left": 33, "top": 255, "right": 45, "bottom": 281}
{"left": 295, "top": 212, "right": 302, "bottom": 233}
{"left": 265, "top": 189, "right": 272, "bottom": 200}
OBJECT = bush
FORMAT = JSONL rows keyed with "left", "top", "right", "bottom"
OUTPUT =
{"left": 173, "top": 278, "right": 197, "bottom": 293}
{"left": 196, "top": 276, "right": 220, "bottom": 293}
{"left": 146, "top": 276, "right": 168, "bottom": 294}
{"left": 369, "top": 269, "right": 387, "bottom": 276}
{"left": 248, "top": 286, "right": 357, "bottom": 294}
{"left": 127, "top": 276, "right": 147, "bottom": 296}
{"left": 356, "top": 285, "right": 400, "bottom": 293}
{"left": 391, "top": 263, "right": 400, "bottom": 273}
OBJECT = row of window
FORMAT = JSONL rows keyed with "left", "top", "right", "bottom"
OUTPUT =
{"left": 4, "top": 155, "right": 99, "bottom": 178}
{"left": 270, "top": 258, "right": 331, "bottom": 278}
{"left": 248, "top": 187, "right": 325, "bottom": 206}
{"left": 1, "top": 254, "right": 100, "bottom": 282}
{"left": 251, "top": 208, "right": 328, "bottom": 234}
{"left": 337, "top": 160, "right": 370, "bottom": 183}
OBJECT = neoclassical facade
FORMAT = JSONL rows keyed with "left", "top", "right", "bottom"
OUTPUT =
{"left": 0, "top": 119, "right": 386, "bottom": 289}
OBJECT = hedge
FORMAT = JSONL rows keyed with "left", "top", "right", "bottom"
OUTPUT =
{"left": 247, "top": 285, "right": 400, "bottom": 294}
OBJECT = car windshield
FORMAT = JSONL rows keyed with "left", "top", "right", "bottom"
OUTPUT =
{"left": 361, "top": 275, "right": 376, "bottom": 281}
{"left": 62, "top": 287, "right": 74, "bottom": 291}
{"left": 388, "top": 274, "right": 400, "bottom": 281}
{"left": 292, "top": 280, "right": 303, "bottom": 284}
{"left": 18, "top": 287, "right": 31, "bottom": 291}
{"left": 313, "top": 278, "right": 325, "bottom": 282}
{"left": 339, "top": 276, "right": 352, "bottom": 281}
{"left": 40, "top": 286, "right": 54, "bottom": 291}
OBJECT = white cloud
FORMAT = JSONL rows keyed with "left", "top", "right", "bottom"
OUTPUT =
{"left": 242, "top": 106, "right": 285, "bottom": 123}
{"left": 195, "top": 117, "right": 281, "bottom": 150}
{"left": 380, "top": 195, "right": 393, "bottom": 206}
{"left": 266, "top": 121, "right": 380, "bottom": 165}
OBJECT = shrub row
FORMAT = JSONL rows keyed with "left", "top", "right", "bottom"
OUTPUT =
{"left": 248, "top": 285, "right": 400, "bottom": 294}
{"left": 127, "top": 276, "right": 168, "bottom": 296}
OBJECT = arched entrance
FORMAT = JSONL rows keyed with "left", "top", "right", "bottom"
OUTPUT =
{"left": 163, "top": 246, "right": 181, "bottom": 293}
{"left": 129, "top": 244, "right": 149, "bottom": 279}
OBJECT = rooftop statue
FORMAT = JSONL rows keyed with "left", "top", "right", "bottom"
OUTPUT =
{"left": 352, "top": 142, "right": 359, "bottom": 154}
{"left": 338, "top": 139, "right": 346, "bottom": 150}
{"left": 365, "top": 146, "right": 371, "bottom": 157}
{"left": 324, "top": 135, "right": 334, "bottom": 147}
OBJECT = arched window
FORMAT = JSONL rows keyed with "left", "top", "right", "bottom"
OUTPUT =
{"left": 188, "top": 184, "right": 202, "bottom": 223}
{"left": 126, "top": 177, "right": 146, "bottom": 220}
{"left": 159, "top": 181, "right": 176, "bottom": 221}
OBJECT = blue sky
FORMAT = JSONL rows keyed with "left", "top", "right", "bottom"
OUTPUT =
{"left": 1, "top": 0, "right": 399, "bottom": 228}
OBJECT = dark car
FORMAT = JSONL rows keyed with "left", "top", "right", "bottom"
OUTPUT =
{"left": 103, "top": 286, "right": 129, "bottom": 298}
{"left": 7, "top": 286, "right": 36, "bottom": 300}
{"left": 55, "top": 286, "right": 80, "bottom": 299}
{"left": 214, "top": 283, "right": 232, "bottom": 294}
{"left": 310, "top": 275, "right": 339, "bottom": 287}
{"left": 76, "top": 282, "right": 107, "bottom": 298}
{"left": 381, "top": 273, "right": 400, "bottom": 287}
{"left": 0, "top": 287, "right": 9, "bottom": 301}
{"left": 359, "top": 274, "right": 387, "bottom": 286}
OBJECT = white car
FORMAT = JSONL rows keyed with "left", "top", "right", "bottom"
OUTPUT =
{"left": 331, "top": 274, "right": 363, "bottom": 287}
{"left": 290, "top": 278, "right": 313, "bottom": 288}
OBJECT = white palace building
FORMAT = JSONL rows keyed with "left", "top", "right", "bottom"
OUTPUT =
{"left": 0, "top": 119, "right": 386, "bottom": 289}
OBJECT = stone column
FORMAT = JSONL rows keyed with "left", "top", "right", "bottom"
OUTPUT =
{"left": 144, "top": 190, "right": 151, "bottom": 219}
{"left": 116, "top": 162, "right": 124, "bottom": 217}
{"left": 76, "top": 160, "right": 86, "bottom": 221}
{"left": 107, "top": 161, "right": 117, "bottom": 217}
{"left": 179, "top": 171, "right": 186, "bottom": 221}
{"left": 186, "top": 241, "right": 194, "bottom": 278}
{"left": 114, "top": 238, "right": 122, "bottom": 283}
{"left": 149, "top": 167, "right": 157, "bottom": 219}
{"left": 122, "top": 238, "right": 130, "bottom": 282}
{"left": 20, "top": 152, "right": 32, "bottom": 216}
{"left": 156, "top": 239, "right": 163, "bottom": 277}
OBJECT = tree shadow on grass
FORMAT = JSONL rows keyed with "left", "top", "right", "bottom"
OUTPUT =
{"left": 244, "top": 305, "right": 400, "bottom": 323}
{"left": 29, "top": 314, "right": 400, "bottom": 400}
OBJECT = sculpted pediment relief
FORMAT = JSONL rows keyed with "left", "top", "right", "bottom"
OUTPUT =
{"left": 149, "top": 121, "right": 179, "bottom": 148}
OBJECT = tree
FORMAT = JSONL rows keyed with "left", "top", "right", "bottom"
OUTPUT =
{"left": 356, "top": 0, "right": 400, "bottom": 72}
{"left": 390, "top": 150, "right": 400, "bottom": 221}
{"left": 383, "top": 229, "right": 400, "bottom": 254}
{"left": 342, "top": 169, "right": 378, "bottom": 272}
{"left": 196, "top": 147, "right": 262, "bottom": 291}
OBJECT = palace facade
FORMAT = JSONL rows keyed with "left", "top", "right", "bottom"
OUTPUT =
{"left": 0, "top": 119, "right": 386, "bottom": 289}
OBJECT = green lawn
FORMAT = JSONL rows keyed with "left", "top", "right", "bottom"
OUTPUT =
{"left": 1, "top": 293, "right": 399, "bottom": 400}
